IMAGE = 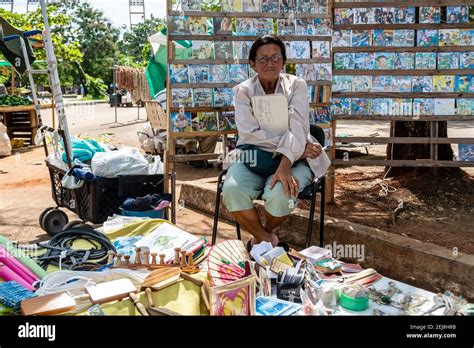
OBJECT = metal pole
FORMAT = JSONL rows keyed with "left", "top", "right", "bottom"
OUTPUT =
{"left": 113, "top": 66, "right": 117, "bottom": 123}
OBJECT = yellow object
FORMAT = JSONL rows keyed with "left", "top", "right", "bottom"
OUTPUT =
{"left": 276, "top": 252, "right": 294, "bottom": 267}
{"left": 11, "top": 139, "right": 25, "bottom": 149}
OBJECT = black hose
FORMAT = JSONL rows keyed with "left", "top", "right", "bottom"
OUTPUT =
{"left": 36, "top": 227, "right": 116, "bottom": 270}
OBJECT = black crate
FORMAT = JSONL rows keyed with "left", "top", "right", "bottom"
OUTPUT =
{"left": 46, "top": 161, "right": 166, "bottom": 224}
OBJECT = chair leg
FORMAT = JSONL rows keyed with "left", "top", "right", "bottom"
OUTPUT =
{"left": 211, "top": 182, "right": 223, "bottom": 246}
{"left": 236, "top": 222, "right": 241, "bottom": 240}
{"left": 319, "top": 177, "right": 326, "bottom": 248}
{"left": 306, "top": 182, "right": 317, "bottom": 248}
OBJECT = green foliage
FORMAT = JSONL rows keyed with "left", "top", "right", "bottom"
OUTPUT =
{"left": 84, "top": 74, "right": 107, "bottom": 99}
{"left": 0, "top": 95, "right": 32, "bottom": 106}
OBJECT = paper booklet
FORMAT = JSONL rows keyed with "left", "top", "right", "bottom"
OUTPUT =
{"left": 134, "top": 223, "right": 203, "bottom": 263}
{"left": 251, "top": 94, "right": 289, "bottom": 137}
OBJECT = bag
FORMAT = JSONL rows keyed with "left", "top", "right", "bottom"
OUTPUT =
{"left": 236, "top": 144, "right": 281, "bottom": 178}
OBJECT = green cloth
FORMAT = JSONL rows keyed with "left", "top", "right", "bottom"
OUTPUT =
{"left": 61, "top": 137, "right": 106, "bottom": 163}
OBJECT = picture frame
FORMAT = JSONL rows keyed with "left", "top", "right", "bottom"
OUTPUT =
{"left": 209, "top": 275, "right": 256, "bottom": 316}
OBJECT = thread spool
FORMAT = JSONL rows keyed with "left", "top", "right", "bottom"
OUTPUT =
{"left": 143, "top": 250, "right": 150, "bottom": 265}
{"left": 124, "top": 255, "right": 131, "bottom": 267}
{"left": 180, "top": 251, "right": 187, "bottom": 267}
{"left": 135, "top": 248, "right": 142, "bottom": 265}
{"left": 174, "top": 247, "right": 181, "bottom": 265}
{"left": 151, "top": 253, "right": 157, "bottom": 265}
{"left": 107, "top": 251, "right": 115, "bottom": 265}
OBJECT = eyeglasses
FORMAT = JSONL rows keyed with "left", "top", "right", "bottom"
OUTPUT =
{"left": 255, "top": 54, "right": 283, "bottom": 64}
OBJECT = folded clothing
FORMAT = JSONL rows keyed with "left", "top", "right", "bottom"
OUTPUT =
{"left": 121, "top": 193, "right": 172, "bottom": 212}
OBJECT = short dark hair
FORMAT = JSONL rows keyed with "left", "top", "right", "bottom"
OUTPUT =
{"left": 248, "top": 35, "right": 287, "bottom": 62}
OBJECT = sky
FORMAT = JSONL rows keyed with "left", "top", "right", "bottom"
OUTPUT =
{"left": 2, "top": 0, "right": 167, "bottom": 28}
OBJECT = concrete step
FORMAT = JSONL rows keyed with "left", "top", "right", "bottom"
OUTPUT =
{"left": 179, "top": 177, "right": 474, "bottom": 301}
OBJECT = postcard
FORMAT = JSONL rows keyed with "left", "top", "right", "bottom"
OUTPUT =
{"left": 192, "top": 88, "right": 213, "bottom": 106}
{"left": 434, "top": 98, "right": 455, "bottom": 115}
{"left": 334, "top": 53, "right": 354, "bottom": 70}
{"left": 460, "top": 52, "right": 474, "bottom": 69}
{"left": 393, "top": 76, "right": 412, "bottom": 92}
{"left": 296, "top": 0, "right": 314, "bottom": 14}
{"left": 214, "top": 17, "right": 233, "bottom": 35}
{"left": 213, "top": 88, "right": 234, "bottom": 107}
{"left": 439, "top": 29, "right": 460, "bottom": 46}
{"left": 255, "top": 18, "right": 274, "bottom": 36}
{"left": 373, "top": 30, "right": 394, "bottom": 47}
{"left": 188, "top": 64, "right": 209, "bottom": 83}
{"left": 255, "top": 296, "right": 301, "bottom": 316}
{"left": 296, "top": 64, "right": 316, "bottom": 81}
{"left": 352, "top": 98, "right": 371, "bottom": 115}
{"left": 312, "top": 41, "right": 330, "bottom": 59}
{"left": 171, "top": 88, "right": 193, "bottom": 107}
{"left": 353, "top": 7, "right": 375, "bottom": 24}
{"left": 308, "top": 85, "right": 315, "bottom": 103}
{"left": 415, "top": 52, "right": 437, "bottom": 69}
{"left": 323, "top": 128, "right": 332, "bottom": 147}
{"left": 393, "top": 30, "right": 415, "bottom": 47}
{"left": 236, "top": 18, "right": 256, "bottom": 36}
{"left": 433, "top": 75, "right": 455, "bottom": 92}
{"left": 394, "top": 52, "right": 415, "bottom": 70}
{"left": 391, "top": 98, "right": 412, "bottom": 116}
{"left": 279, "top": 0, "right": 295, "bottom": 13}
{"left": 219, "top": 111, "right": 236, "bottom": 130}
{"left": 311, "top": 106, "right": 332, "bottom": 124}
{"left": 262, "top": 0, "right": 279, "bottom": 13}
{"left": 413, "top": 98, "right": 435, "bottom": 116}
{"left": 214, "top": 41, "right": 234, "bottom": 60}
{"left": 455, "top": 75, "right": 473, "bottom": 93}
{"left": 458, "top": 144, "right": 474, "bottom": 162}
{"left": 374, "top": 52, "right": 395, "bottom": 69}
{"left": 290, "top": 41, "right": 311, "bottom": 59}
{"left": 372, "top": 76, "right": 393, "bottom": 92}
{"left": 316, "top": 63, "right": 332, "bottom": 81}
{"left": 372, "top": 98, "right": 392, "bottom": 116}
{"left": 417, "top": 29, "right": 439, "bottom": 46}
{"left": 332, "top": 76, "right": 352, "bottom": 92}
{"left": 419, "top": 7, "right": 441, "bottom": 24}
{"left": 171, "top": 111, "right": 192, "bottom": 132}
{"left": 460, "top": 30, "right": 474, "bottom": 46}
{"left": 229, "top": 64, "right": 248, "bottom": 82}
{"left": 456, "top": 99, "right": 474, "bottom": 115}
{"left": 352, "top": 30, "right": 372, "bottom": 47}
{"left": 181, "top": 0, "right": 201, "bottom": 11}
{"left": 234, "top": 41, "right": 254, "bottom": 60}
{"left": 296, "top": 19, "right": 315, "bottom": 36}
{"left": 330, "top": 98, "right": 351, "bottom": 115}
{"left": 354, "top": 52, "right": 375, "bottom": 69}
{"left": 352, "top": 76, "right": 372, "bottom": 92}
{"left": 192, "top": 40, "right": 213, "bottom": 59}
{"left": 438, "top": 52, "right": 460, "bottom": 69}
{"left": 412, "top": 76, "right": 433, "bottom": 92}
{"left": 447, "top": 6, "right": 469, "bottom": 23}
{"left": 188, "top": 17, "right": 209, "bottom": 35}
{"left": 170, "top": 16, "right": 190, "bottom": 35}
{"left": 169, "top": 64, "right": 189, "bottom": 84}
{"left": 242, "top": 0, "right": 261, "bottom": 12}
{"left": 334, "top": 8, "right": 353, "bottom": 25}
{"left": 394, "top": 7, "right": 416, "bottom": 24}
{"left": 332, "top": 30, "right": 351, "bottom": 47}
{"left": 222, "top": 0, "right": 242, "bottom": 11}
{"left": 314, "top": 0, "right": 328, "bottom": 14}
{"left": 209, "top": 65, "right": 229, "bottom": 83}
{"left": 197, "top": 112, "right": 218, "bottom": 131}
{"left": 277, "top": 19, "right": 295, "bottom": 35}
{"left": 314, "top": 19, "right": 331, "bottom": 36}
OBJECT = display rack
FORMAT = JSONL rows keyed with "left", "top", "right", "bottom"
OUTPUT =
{"left": 331, "top": 0, "right": 474, "bottom": 169}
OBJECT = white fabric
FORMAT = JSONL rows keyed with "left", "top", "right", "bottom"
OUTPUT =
{"left": 91, "top": 147, "right": 149, "bottom": 178}
{"left": 0, "top": 123, "right": 12, "bottom": 157}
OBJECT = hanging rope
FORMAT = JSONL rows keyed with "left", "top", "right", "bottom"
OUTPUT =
{"left": 360, "top": 178, "right": 397, "bottom": 197}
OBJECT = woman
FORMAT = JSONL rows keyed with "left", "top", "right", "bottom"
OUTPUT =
{"left": 222, "top": 36, "right": 324, "bottom": 249}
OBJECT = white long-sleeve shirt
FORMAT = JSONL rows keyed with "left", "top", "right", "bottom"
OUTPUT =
{"left": 229, "top": 73, "right": 330, "bottom": 177}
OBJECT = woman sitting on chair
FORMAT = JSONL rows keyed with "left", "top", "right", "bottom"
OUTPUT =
{"left": 222, "top": 35, "right": 324, "bottom": 250}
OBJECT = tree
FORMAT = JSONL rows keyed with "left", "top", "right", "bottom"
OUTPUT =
{"left": 118, "top": 17, "right": 166, "bottom": 65}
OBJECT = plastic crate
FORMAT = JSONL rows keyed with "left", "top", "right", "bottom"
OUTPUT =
{"left": 46, "top": 161, "right": 165, "bottom": 224}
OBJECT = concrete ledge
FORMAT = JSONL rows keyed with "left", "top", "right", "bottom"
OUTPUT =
{"left": 180, "top": 178, "right": 474, "bottom": 301}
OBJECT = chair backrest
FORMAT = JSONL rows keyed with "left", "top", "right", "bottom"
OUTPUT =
{"left": 310, "top": 124, "right": 325, "bottom": 148}
{"left": 145, "top": 100, "right": 167, "bottom": 131}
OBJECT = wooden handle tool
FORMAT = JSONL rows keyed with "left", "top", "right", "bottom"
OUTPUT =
{"left": 135, "top": 247, "right": 142, "bottom": 265}
{"left": 180, "top": 250, "right": 187, "bottom": 267}
{"left": 151, "top": 252, "right": 157, "bottom": 265}
{"left": 129, "top": 292, "right": 149, "bottom": 316}
{"left": 174, "top": 247, "right": 181, "bottom": 265}
{"left": 159, "top": 254, "right": 165, "bottom": 265}
{"left": 143, "top": 250, "right": 150, "bottom": 266}
{"left": 145, "top": 288, "right": 154, "bottom": 307}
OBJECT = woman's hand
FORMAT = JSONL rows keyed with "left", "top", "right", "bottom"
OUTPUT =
{"left": 300, "top": 142, "right": 322, "bottom": 160}
{"left": 270, "top": 157, "right": 299, "bottom": 198}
